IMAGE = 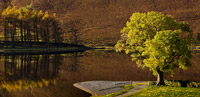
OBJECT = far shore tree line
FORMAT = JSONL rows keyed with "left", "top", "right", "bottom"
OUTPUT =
{"left": 0, "top": 6, "right": 65, "bottom": 48}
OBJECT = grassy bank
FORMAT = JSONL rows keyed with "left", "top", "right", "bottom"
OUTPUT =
{"left": 126, "top": 85, "right": 200, "bottom": 97}
{"left": 93, "top": 83, "right": 148, "bottom": 97}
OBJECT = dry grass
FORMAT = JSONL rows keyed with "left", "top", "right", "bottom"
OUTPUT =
{"left": 1, "top": 0, "right": 200, "bottom": 46}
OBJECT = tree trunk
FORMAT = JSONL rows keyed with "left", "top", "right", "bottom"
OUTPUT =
{"left": 156, "top": 67, "right": 165, "bottom": 86}
{"left": 52, "top": 22, "right": 57, "bottom": 43}
{"left": 20, "top": 21, "right": 24, "bottom": 47}
{"left": 24, "top": 22, "right": 27, "bottom": 46}
{"left": 4, "top": 21, "right": 7, "bottom": 47}
{"left": 27, "top": 23, "right": 32, "bottom": 47}
{"left": 74, "top": 29, "right": 78, "bottom": 45}
{"left": 36, "top": 22, "right": 39, "bottom": 42}
{"left": 45, "top": 23, "right": 49, "bottom": 47}
{"left": 12, "top": 21, "right": 16, "bottom": 48}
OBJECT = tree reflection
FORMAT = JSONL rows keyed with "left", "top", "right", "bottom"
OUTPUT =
{"left": 1, "top": 54, "right": 63, "bottom": 92}
{"left": 52, "top": 54, "right": 63, "bottom": 76}
{"left": 69, "top": 52, "right": 80, "bottom": 72}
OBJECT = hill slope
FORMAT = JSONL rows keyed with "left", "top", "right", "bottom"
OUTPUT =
{"left": 1, "top": 0, "right": 200, "bottom": 46}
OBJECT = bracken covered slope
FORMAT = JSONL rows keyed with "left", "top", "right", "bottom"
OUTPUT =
{"left": 1, "top": 0, "right": 200, "bottom": 46}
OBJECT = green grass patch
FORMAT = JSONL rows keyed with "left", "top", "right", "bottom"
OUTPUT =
{"left": 126, "top": 85, "right": 200, "bottom": 97}
{"left": 165, "top": 80, "right": 200, "bottom": 88}
{"left": 92, "top": 83, "right": 148, "bottom": 97}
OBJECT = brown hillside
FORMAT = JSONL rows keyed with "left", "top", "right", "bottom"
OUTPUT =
{"left": 1, "top": 0, "right": 200, "bottom": 46}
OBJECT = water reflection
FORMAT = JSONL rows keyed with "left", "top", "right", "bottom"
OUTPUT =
{"left": 1, "top": 54, "right": 63, "bottom": 92}
{"left": 0, "top": 52, "right": 90, "bottom": 97}
{"left": 0, "top": 50, "right": 198, "bottom": 97}
{"left": 3, "top": 54, "right": 62, "bottom": 80}
{"left": 68, "top": 53, "right": 79, "bottom": 72}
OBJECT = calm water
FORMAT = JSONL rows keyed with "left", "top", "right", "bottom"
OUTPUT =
{"left": 0, "top": 50, "right": 199, "bottom": 97}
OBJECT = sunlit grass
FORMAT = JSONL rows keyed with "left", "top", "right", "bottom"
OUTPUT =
{"left": 93, "top": 83, "right": 148, "bottom": 97}
{"left": 126, "top": 85, "right": 200, "bottom": 97}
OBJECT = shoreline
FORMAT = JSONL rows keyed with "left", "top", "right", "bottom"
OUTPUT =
{"left": 73, "top": 81, "right": 150, "bottom": 96}
{"left": 0, "top": 46, "right": 92, "bottom": 55}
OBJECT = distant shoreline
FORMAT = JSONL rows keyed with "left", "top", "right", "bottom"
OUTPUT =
{"left": 0, "top": 46, "right": 92, "bottom": 55}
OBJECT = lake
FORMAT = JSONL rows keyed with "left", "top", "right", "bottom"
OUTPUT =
{"left": 0, "top": 50, "right": 199, "bottom": 97}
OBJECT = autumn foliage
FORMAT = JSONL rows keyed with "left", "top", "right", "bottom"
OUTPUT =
{"left": 0, "top": 6, "right": 63, "bottom": 47}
